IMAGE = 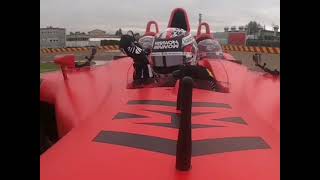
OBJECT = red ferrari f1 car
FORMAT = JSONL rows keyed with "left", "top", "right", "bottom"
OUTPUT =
{"left": 40, "top": 8, "right": 279, "bottom": 180}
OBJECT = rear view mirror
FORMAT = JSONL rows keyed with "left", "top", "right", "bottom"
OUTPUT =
{"left": 54, "top": 54, "right": 75, "bottom": 68}
{"left": 54, "top": 54, "right": 76, "bottom": 80}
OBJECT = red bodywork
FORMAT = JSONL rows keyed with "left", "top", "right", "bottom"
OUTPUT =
{"left": 54, "top": 54, "right": 76, "bottom": 80}
{"left": 40, "top": 8, "right": 279, "bottom": 180}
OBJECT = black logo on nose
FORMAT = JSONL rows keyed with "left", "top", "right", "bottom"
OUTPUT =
{"left": 93, "top": 100, "right": 271, "bottom": 156}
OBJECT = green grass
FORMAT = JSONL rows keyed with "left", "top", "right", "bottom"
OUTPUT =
{"left": 40, "top": 61, "right": 96, "bottom": 73}
{"left": 40, "top": 62, "right": 59, "bottom": 73}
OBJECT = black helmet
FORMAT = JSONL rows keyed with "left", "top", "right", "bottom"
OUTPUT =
{"left": 119, "top": 34, "right": 135, "bottom": 50}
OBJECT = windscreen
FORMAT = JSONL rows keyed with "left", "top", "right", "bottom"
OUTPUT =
{"left": 198, "top": 39, "right": 224, "bottom": 59}
{"left": 126, "top": 60, "right": 230, "bottom": 93}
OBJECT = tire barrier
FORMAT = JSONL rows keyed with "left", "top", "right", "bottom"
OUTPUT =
{"left": 40, "top": 45, "right": 120, "bottom": 54}
{"left": 222, "top": 45, "right": 280, "bottom": 54}
{"left": 40, "top": 45, "right": 280, "bottom": 54}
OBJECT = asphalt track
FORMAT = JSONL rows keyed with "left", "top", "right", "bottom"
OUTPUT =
{"left": 230, "top": 51, "right": 280, "bottom": 72}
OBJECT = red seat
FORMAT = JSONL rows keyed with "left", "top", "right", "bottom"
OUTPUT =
{"left": 196, "top": 34, "right": 213, "bottom": 43}
{"left": 143, "top": 21, "right": 159, "bottom": 37}
{"left": 195, "top": 22, "right": 214, "bottom": 43}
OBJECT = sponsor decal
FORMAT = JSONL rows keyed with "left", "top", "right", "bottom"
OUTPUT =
{"left": 135, "top": 47, "right": 142, "bottom": 54}
{"left": 93, "top": 100, "right": 271, "bottom": 156}
{"left": 127, "top": 45, "right": 142, "bottom": 55}
{"left": 172, "top": 28, "right": 186, "bottom": 37}
{"left": 182, "top": 34, "right": 194, "bottom": 47}
{"left": 94, "top": 131, "right": 270, "bottom": 156}
{"left": 151, "top": 51, "right": 189, "bottom": 56}
{"left": 153, "top": 40, "right": 180, "bottom": 50}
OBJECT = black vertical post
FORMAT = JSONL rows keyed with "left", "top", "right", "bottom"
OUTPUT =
{"left": 61, "top": 67, "right": 68, "bottom": 80}
{"left": 176, "top": 76, "right": 193, "bottom": 171}
{"left": 176, "top": 80, "right": 182, "bottom": 110}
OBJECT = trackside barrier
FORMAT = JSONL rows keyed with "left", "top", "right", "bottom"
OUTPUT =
{"left": 40, "top": 45, "right": 280, "bottom": 54}
{"left": 40, "top": 45, "right": 120, "bottom": 54}
{"left": 222, "top": 45, "right": 280, "bottom": 54}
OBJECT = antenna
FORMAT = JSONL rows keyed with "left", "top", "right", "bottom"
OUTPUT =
{"left": 176, "top": 76, "right": 193, "bottom": 171}
{"left": 199, "top": 13, "right": 202, "bottom": 26}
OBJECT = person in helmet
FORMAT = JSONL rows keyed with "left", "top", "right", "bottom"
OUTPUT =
{"left": 119, "top": 34, "right": 153, "bottom": 85}
{"left": 150, "top": 27, "right": 219, "bottom": 91}
{"left": 150, "top": 27, "right": 197, "bottom": 74}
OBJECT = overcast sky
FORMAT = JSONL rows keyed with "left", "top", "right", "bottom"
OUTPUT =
{"left": 40, "top": 0, "right": 280, "bottom": 34}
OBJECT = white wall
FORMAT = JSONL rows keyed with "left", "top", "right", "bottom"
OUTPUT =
{"left": 88, "top": 41, "right": 101, "bottom": 47}
{"left": 89, "top": 38, "right": 120, "bottom": 41}
{"left": 66, "top": 41, "right": 89, "bottom": 47}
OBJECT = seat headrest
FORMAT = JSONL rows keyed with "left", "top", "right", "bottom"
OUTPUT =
{"left": 167, "top": 8, "right": 190, "bottom": 32}
{"left": 144, "top": 21, "right": 159, "bottom": 36}
{"left": 196, "top": 34, "right": 213, "bottom": 43}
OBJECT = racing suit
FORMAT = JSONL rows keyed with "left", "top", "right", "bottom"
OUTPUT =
{"left": 120, "top": 35, "right": 152, "bottom": 84}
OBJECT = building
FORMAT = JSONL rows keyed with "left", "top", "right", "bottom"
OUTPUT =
{"left": 89, "top": 36, "right": 121, "bottom": 46}
{"left": 66, "top": 32, "right": 90, "bottom": 47}
{"left": 228, "top": 32, "right": 246, "bottom": 45}
{"left": 88, "top": 29, "right": 107, "bottom": 38}
{"left": 213, "top": 26, "right": 246, "bottom": 46}
{"left": 258, "top": 25, "right": 280, "bottom": 40}
{"left": 214, "top": 25, "right": 280, "bottom": 46}
{"left": 258, "top": 30, "right": 280, "bottom": 40}
{"left": 40, "top": 26, "right": 66, "bottom": 48}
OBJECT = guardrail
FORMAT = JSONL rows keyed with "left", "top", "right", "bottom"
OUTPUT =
{"left": 222, "top": 45, "right": 280, "bottom": 54}
{"left": 40, "top": 45, "right": 280, "bottom": 54}
{"left": 40, "top": 45, "right": 120, "bottom": 54}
